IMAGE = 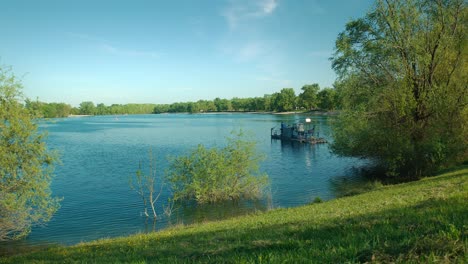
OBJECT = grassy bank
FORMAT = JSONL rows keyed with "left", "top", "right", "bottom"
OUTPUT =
{"left": 2, "top": 168, "right": 467, "bottom": 263}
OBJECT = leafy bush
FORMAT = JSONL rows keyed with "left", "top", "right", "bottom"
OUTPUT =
{"left": 167, "top": 130, "right": 268, "bottom": 203}
{"left": 0, "top": 66, "right": 60, "bottom": 241}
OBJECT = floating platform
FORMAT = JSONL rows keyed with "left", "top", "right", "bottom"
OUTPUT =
{"left": 271, "top": 121, "right": 327, "bottom": 144}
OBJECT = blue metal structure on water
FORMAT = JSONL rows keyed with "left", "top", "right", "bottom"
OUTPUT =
{"left": 271, "top": 119, "right": 327, "bottom": 144}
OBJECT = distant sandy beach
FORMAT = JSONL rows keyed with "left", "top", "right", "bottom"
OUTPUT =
{"left": 68, "top": 114, "right": 92, "bottom": 117}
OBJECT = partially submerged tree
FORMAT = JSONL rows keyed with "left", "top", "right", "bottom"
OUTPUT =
{"left": 130, "top": 150, "right": 163, "bottom": 219}
{"left": 0, "top": 66, "right": 60, "bottom": 240}
{"left": 167, "top": 130, "right": 268, "bottom": 204}
{"left": 331, "top": 0, "right": 467, "bottom": 177}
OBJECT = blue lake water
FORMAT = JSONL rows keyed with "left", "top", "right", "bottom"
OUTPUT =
{"left": 2, "top": 113, "right": 367, "bottom": 251}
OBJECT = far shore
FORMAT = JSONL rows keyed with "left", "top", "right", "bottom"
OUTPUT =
{"left": 65, "top": 111, "right": 339, "bottom": 118}
{"left": 68, "top": 114, "right": 92, "bottom": 117}
{"left": 273, "top": 110, "right": 339, "bottom": 115}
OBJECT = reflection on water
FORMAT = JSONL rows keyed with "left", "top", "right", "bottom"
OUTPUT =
{"left": 329, "top": 165, "right": 381, "bottom": 198}
{"left": 1, "top": 113, "right": 370, "bottom": 252}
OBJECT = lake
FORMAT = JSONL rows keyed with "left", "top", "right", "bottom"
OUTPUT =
{"left": 2, "top": 113, "right": 368, "bottom": 251}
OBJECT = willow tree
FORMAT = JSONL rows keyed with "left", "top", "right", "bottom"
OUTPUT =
{"left": 0, "top": 66, "right": 60, "bottom": 240}
{"left": 331, "top": 0, "right": 467, "bottom": 177}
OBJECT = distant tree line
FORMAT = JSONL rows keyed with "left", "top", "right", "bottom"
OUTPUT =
{"left": 25, "top": 99, "right": 73, "bottom": 118}
{"left": 154, "top": 85, "right": 340, "bottom": 114}
{"left": 78, "top": 102, "right": 157, "bottom": 116}
{"left": 25, "top": 100, "right": 158, "bottom": 117}
{"left": 25, "top": 84, "right": 341, "bottom": 117}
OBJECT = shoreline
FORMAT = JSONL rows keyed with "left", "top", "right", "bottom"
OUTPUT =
{"left": 68, "top": 114, "right": 92, "bottom": 117}
{"left": 64, "top": 111, "right": 339, "bottom": 118}
{"left": 3, "top": 167, "right": 465, "bottom": 262}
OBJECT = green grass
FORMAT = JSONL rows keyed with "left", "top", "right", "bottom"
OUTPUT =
{"left": 2, "top": 167, "right": 467, "bottom": 263}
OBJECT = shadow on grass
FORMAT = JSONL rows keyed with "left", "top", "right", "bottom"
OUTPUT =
{"left": 4, "top": 194, "right": 466, "bottom": 263}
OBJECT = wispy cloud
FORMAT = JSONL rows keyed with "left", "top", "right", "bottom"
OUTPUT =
{"left": 99, "top": 43, "right": 160, "bottom": 59}
{"left": 220, "top": 40, "right": 269, "bottom": 63}
{"left": 222, "top": 0, "right": 279, "bottom": 29}
{"left": 67, "top": 32, "right": 161, "bottom": 59}
{"left": 237, "top": 42, "right": 263, "bottom": 62}
{"left": 260, "top": 0, "right": 278, "bottom": 15}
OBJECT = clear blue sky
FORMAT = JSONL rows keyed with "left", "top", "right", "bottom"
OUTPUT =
{"left": 1, "top": 0, "right": 374, "bottom": 106}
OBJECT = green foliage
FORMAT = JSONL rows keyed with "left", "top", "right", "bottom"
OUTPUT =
{"left": 317, "top": 87, "right": 338, "bottom": 111}
{"left": 331, "top": 0, "right": 467, "bottom": 178}
{"left": 74, "top": 102, "right": 157, "bottom": 115}
{"left": 271, "top": 88, "right": 296, "bottom": 112}
{"left": 153, "top": 104, "right": 170, "bottom": 114}
{"left": 25, "top": 99, "right": 72, "bottom": 118}
{"left": 39, "top": 86, "right": 345, "bottom": 115}
{"left": 79, "top": 101, "right": 95, "bottom": 115}
{"left": 312, "top": 196, "right": 323, "bottom": 203}
{"left": 0, "top": 66, "right": 60, "bottom": 241}
{"left": 167, "top": 130, "right": 268, "bottom": 203}
{"left": 298, "top": 84, "right": 320, "bottom": 110}
{"left": 214, "top": 97, "right": 232, "bottom": 112}
{"left": 4, "top": 167, "right": 466, "bottom": 263}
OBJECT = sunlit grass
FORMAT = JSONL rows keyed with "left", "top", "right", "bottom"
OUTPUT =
{"left": 2, "top": 167, "right": 467, "bottom": 263}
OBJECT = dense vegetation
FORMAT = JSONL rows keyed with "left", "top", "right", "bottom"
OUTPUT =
{"left": 153, "top": 85, "right": 339, "bottom": 114}
{"left": 26, "top": 83, "right": 340, "bottom": 117}
{"left": 25, "top": 99, "right": 159, "bottom": 118}
{"left": 0, "top": 67, "right": 60, "bottom": 241}
{"left": 25, "top": 99, "right": 72, "bottom": 118}
{"left": 331, "top": 0, "right": 467, "bottom": 178}
{"left": 167, "top": 131, "right": 268, "bottom": 203}
{"left": 2, "top": 167, "right": 466, "bottom": 263}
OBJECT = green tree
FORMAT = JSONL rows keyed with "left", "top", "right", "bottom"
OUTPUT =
{"left": 231, "top": 97, "right": 244, "bottom": 111}
{"left": 168, "top": 102, "right": 189, "bottom": 113}
{"left": 79, "top": 101, "right": 95, "bottom": 115}
{"left": 263, "top": 94, "right": 272, "bottom": 111}
{"left": 54, "top": 103, "right": 72, "bottom": 117}
{"left": 167, "top": 130, "right": 268, "bottom": 203}
{"left": 24, "top": 98, "right": 44, "bottom": 117}
{"left": 95, "top": 103, "right": 108, "bottom": 115}
{"left": 187, "top": 102, "right": 200, "bottom": 113}
{"left": 25, "top": 100, "right": 72, "bottom": 118}
{"left": 71, "top": 107, "right": 80, "bottom": 115}
{"left": 214, "top": 98, "right": 232, "bottom": 112}
{"left": 0, "top": 66, "right": 60, "bottom": 240}
{"left": 153, "top": 104, "right": 170, "bottom": 114}
{"left": 273, "top": 88, "right": 296, "bottom": 112}
{"left": 298, "top": 84, "right": 320, "bottom": 110}
{"left": 317, "top": 88, "right": 338, "bottom": 111}
{"left": 194, "top": 100, "right": 216, "bottom": 112}
{"left": 331, "top": 0, "right": 467, "bottom": 177}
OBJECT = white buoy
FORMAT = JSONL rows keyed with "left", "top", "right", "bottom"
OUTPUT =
{"left": 305, "top": 118, "right": 311, "bottom": 123}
